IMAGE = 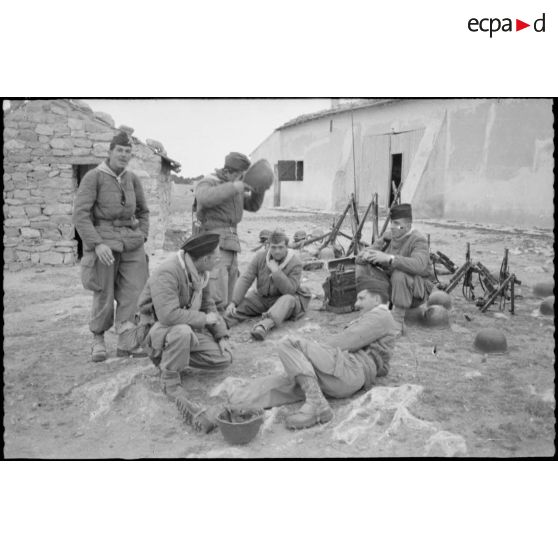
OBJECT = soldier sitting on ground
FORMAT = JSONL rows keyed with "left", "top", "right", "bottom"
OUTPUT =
{"left": 137, "top": 233, "right": 232, "bottom": 433}
{"left": 224, "top": 229, "right": 311, "bottom": 341}
{"left": 355, "top": 202, "right": 434, "bottom": 333}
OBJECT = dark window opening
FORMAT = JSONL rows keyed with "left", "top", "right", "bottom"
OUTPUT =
{"left": 74, "top": 164, "right": 96, "bottom": 260}
{"left": 277, "top": 160, "right": 304, "bottom": 181}
{"left": 389, "top": 153, "right": 402, "bottom": 206}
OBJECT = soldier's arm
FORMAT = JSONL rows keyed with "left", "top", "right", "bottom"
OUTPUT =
{"left": 325, "top": 311, "right": 388, "bottom": 352}
{"left": 195, "top": 178, "right": 237, "bottom": 208}
{"left": 231, "top": 253, "right": 259, "bottom": 305}
{"left": 150, "top": 269, "right": 207, "bottom": 328}
{"left": 132, "top": 174, "right": 150, "bottom": 239}
{"left": 243, "top": 188, "right": 265, "bottom": 212}
{"left": 271, "top": 261, "right": 301, "bottom": 295}
{"left": 391, "top": 236, "right": 430, "bottom": 275}
{"left": 72, "top": 171, "right": 104, "bottom": 248}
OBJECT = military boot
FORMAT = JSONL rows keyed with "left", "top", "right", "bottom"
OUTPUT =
{"left": 91, "top": 333, "right": 107, "bottom": 362}
{"left": 250, "top": 318, "right": 275, "bottom": 341}
{"left": 285, "top": 374, "right": 333, "bottom": 430}
{"left": 160, "top": 369, "right": 217, "bottom": 434}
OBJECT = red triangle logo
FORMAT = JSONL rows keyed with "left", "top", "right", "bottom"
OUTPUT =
{"left": 516, "top": 19, "right": 530, "bottom": 31}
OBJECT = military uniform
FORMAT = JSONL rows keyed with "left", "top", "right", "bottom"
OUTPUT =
{"left": 195, "top": 169, "right": 265, "bottom": 309}
{"left": 357, "top": 229, "right": 434, "bottom": 309}
{"left": 225, "top": 248, "right": 311, "bottom": 334}
{"left": 137, "top": 251, "right": 231, "bottom": 376}
{"left": 73, "top": 160, "right": 149, "bottom": 337}
{"left": 229, "top": 304, "right": 398, "bottom": 409}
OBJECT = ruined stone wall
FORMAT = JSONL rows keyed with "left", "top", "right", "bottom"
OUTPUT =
{"left": 3, "top": 100, "right": 171, "bottom": 270}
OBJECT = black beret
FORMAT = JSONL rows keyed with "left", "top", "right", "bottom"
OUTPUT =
{"left": 224, "top": 152, "right": 251, "bottom": 171}
{"left": 390, "top": 203, "right": 412, "bottom": 220}
{"left": 110, "top": 131, "right": 132, "bottom": 149}
{"left": 181, "top": 233, "right": 220, "bottom": 258}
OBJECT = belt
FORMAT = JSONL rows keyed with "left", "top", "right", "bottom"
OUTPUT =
{"left": 201, "top": 225, "right": 237, "bottom": 234}
{"left": 95, "top": 218, "right": 139, "bottom": 229}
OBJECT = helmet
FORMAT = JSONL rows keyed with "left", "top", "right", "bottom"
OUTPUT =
{"left": 259, "top": 229, "right": 271, "bottom": 243}
{"left": 243, "top": 159, "right": 274, "bottom": 193}
{"left": 422, "top": 305, "right": 450, "bottom": 328}
{"left": 540, "top": 296, "right": 554, "bottom": 316}
{"left": 473, "top": 328, "right": 508, "bottom": 354}
{"left": 533, "top": 281, "right": 554, "bottom": 298}
{"left": 293, "top": 230, "right": 307, "bottom": 242}
{"left": 427, "top": 290, "right": 452, "bottom": 310}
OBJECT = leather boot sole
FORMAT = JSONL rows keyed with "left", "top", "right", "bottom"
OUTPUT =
{"left": 175, "top": 396, "right": 216, "bottom": 434}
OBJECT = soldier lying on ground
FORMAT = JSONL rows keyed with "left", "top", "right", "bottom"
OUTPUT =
{"left": 137, "top": 233, "right": 232, "bottom": 432}
{"left": 227, "top": 277, "right": 398, "bottom": 430}
{"left": 355, "top": 202, "right": 434, "bottom": 334}
{"left": 224, "top": 229, "right": 311, "bottom": 340}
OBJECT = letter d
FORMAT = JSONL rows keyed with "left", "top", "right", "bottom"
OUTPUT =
{"left": 534, "top": 12, "right": 545, "bottom": 32}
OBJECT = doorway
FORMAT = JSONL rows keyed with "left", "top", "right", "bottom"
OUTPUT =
{"left": 74, "top": 164, "right": 97, "bottom": 260}
{"left": 389, "top": 153, "right": 402, "bottom": 206}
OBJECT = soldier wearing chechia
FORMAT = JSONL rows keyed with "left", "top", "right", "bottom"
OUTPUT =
{"left": 72, "top": 131, "right": 149, "bottom": 362}
{"left": 356, "top": 203, "right": 434, "bottom": 333}
{"left": 195, "top": 152, "right": 265, "bottom": 311}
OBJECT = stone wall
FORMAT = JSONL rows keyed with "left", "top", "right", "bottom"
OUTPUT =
{"left": 3, "top": 100, "right": 172, "bottom": 270}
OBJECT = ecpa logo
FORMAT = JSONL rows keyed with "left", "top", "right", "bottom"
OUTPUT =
{"left": 468, "top": 12, "right": 546, "bottom": 37}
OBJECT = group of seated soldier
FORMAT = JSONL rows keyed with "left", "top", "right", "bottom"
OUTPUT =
{"left": 132, "top": 202, "right": 434, "bottom": 433}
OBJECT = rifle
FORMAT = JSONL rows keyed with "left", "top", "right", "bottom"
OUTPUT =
{"left": 379, "top": 181, "right": 405, "bottom": 238}
{"left": 370, "top": 193, "right": 379, "bottom": 244}
{"left": 479, "top": 248, "right": 521, "bottom": 314}
{"left": 444, "top": 242, "right": 476, "bottom": 298}
{"left": 319, "top": 198, "right": 352, "bottom": 251}
{"left": 347, "top": 194, "right": 375, "bottom": 256}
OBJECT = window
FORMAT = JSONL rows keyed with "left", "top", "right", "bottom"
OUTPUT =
{"left": 278, "top": 160, "right": 304, "bottom": 181}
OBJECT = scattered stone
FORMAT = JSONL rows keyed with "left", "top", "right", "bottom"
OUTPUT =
{"left": 424, "top": 431, "right": 467, "bottom": 457}
{"left": 464, "top": 370, "right": 482, "bottom": 379}
{"left": 493, "top": 312, "right": 510, "bottom": 320}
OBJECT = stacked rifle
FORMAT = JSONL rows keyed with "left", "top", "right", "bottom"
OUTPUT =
{"left": 437, "top": 243, "right": 521, "bottom": 314}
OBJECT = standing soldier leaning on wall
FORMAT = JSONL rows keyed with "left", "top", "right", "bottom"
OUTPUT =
{"left": 195, "top": 152, "right": 265, "bottom": 312}
{"left": 73, "top": 131, "right": 150, "bottom": 362}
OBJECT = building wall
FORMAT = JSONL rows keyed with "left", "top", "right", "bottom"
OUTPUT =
{"left": 3, "top": 100, "right": 172, "bottom": 270}
{"left": 250, "top": 98, "right": 554, "bottom": 227}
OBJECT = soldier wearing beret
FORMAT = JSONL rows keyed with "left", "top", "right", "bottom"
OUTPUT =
{"left": 136, "top": 233, "right": 232, "bottom": 432}
{"left": 195, "top": 152, "right": 265, "bottom": 312}
{"left": 227, "top": 278, "right": 399, "bottom": 430}
{"left": 224, "top": 229, "right": 311, "bottom": 340}
{"left": 355, "top": 203, "right": 434, "bottom": 333}
{"left": 73, "top": 131, "right": 150, "bottom": 362}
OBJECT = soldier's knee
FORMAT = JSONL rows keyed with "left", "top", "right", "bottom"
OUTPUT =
{"left": 391, "top": 269, "right": 412, "bottom": 285}
{"left": 166, "top": 324, "right": 193, "bottom": 343}
{"left": 279, "top": 294, "right": 296, "bottom": 307}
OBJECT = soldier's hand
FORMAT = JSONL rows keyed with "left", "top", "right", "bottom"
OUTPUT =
{"left": 95, "top": 243, "right": 115, "bottom": 266}
{"left": 205, "top": 312, "right": 219, "bottom": 326}
{"left": 232, "top": 181, "right": 245, "bottom": 194}
{"left": 218, "top": 338, "right": 232, "bottom": 356}
{"left": 267, "top": 259, "right": 280, "bottom": 273}
{"left": 368, "top": 250, "right": 391, "bottom": 265}
{"left": 225, "top": 303, "right": 236, "bottom": 316}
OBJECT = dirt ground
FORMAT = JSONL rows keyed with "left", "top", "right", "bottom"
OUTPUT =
{"left": 3, "top": 205, "right": 555, "bottom": 458}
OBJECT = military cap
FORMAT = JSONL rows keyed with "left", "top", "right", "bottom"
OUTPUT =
{"left": 356, "top": 276, "right": 390, "bottom": 298}
{"left": 390, "top": 203, "right": 412, "bottom": 220}
{"left": 224, "top": 152, "right": 251, "bottom": 171}
{"left": 181, "top": 233, "right": 220, "bottom": 259}
{"left": 269, "top": 229, "right": 289, "bottom": 244}
{"left": 109, "top": 131, "right": 132, "bottom": 149}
